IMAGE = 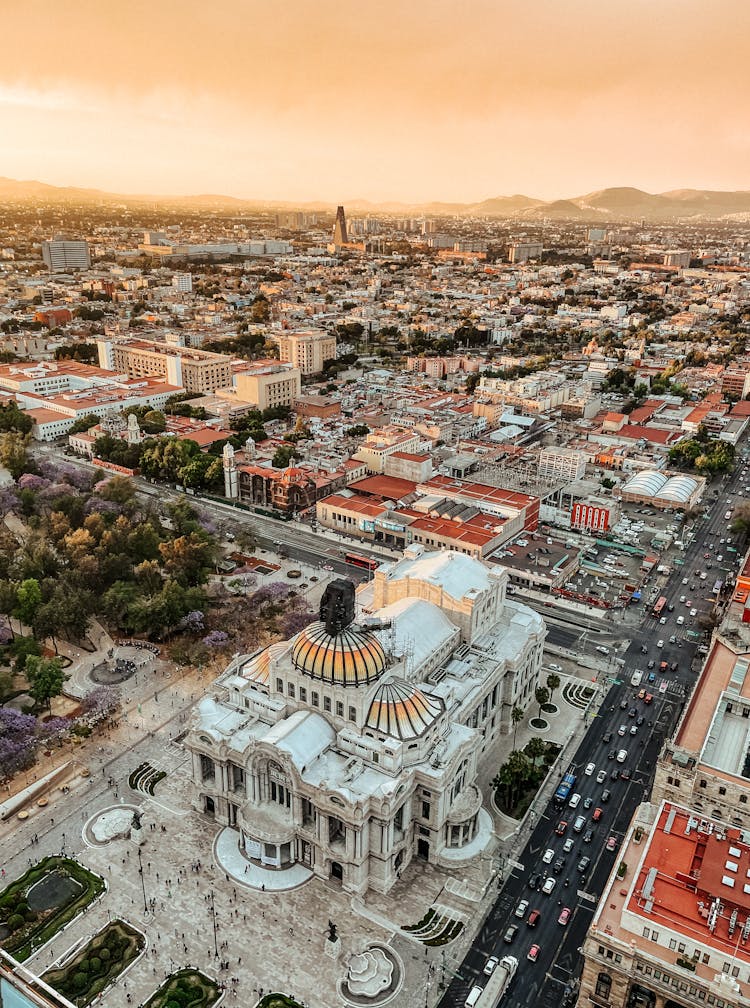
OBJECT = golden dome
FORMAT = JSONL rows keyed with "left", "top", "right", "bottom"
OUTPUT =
{"left": 291, "top": 621, "right": 387, "bottom": 687}
{"left": 240, "top": 643, "right": 286, "bottom": 686}
{"left": 365, "top": 681, "right": 443, "bottom": 740}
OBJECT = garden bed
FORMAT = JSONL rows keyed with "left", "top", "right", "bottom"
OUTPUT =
{"left": 44, "top": 919, "right": 145, "bottom": 1006}
{"left": 0, "top": 857, "right": 105, "bottom": 962}
{"left": 257, "top": 996, "right": 303, "bottom": 1008}
{"left": 144, "top": 968, "right": 220, "bottom": 1008}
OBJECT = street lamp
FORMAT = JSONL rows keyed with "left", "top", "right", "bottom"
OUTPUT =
{"left": 209, "top": 888, "right": 219, "bottom": 958}
{"left": 136, "top": 846, "right": 148, "bottom": 915}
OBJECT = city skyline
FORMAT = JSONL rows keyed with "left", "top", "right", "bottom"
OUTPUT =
{"left": 2, "top": 0, "right": 749, "bottom": 204}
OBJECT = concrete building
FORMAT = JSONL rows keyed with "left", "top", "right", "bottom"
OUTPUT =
{"left": 97, "top": 339, "right": 233, "bottom": 395}
{"left": 234, "top": 363, "right": 302, "bottom": 411}
{"left": 186, "top": 549, "right": 545, "bottom": 895}
{"left": 272, "top": 329, "right": 336, "bottom": 375}
{"left": 663, "top": 250, "right": 692, "bottom": 268}
{"left": 508, "top": 241, "right": 543, "bottom": 264}
{"left": 538, "top": 447, "right": 587, "bottom": 481}
{"left": 172, "top": 272, "right": 193, "bottom": 293}
{"left": 721, "top": 366, "right": 750, "bottom": 401}
{"left": 41, "top": 239, "right": 91, "bottom": 273}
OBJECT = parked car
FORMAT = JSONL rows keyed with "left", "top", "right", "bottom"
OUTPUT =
{"left": 542, "top": 848, "right": 555, "bottom": 864}
{"left": 527, "top": 944, "right": 540, "bottom": 962}
{"left": 558, "top": 907, "right": 571, "bottom": 926}
{"left": 527, "top": 909, "right": 540, "bottom": 927}
{"left": 515, "top": 899, "right": 529, "bottom": 918}
{"left": 485, "top": 955, "right": 500, "bottom": 975}
{"left": 601, "top": 789, "right": 611, "bottom": 802}
{"left": 606, "top": 836, "right": 618, "bottom": 852}
{"left": 583, "top": 829, "right": 594, "bottom": 844}
{"left": 585, "top": 762, "right": 596, "bottom": 776}
{"left": 528, "top": 873, "right": 541, "bottom": 890}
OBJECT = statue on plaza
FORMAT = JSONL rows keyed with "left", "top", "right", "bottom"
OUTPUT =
{"left": 327, "top": 919, "right": 338, "bottom": 943}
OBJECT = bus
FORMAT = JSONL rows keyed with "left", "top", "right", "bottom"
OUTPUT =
{"left": 554, "top": 771, "right": 577, "bottom": 804}
{"left": 344, "top": 552, "right": 380, "bottom": 571}
{"left": 652, "top": 596, "right": 667, "bottom": 618}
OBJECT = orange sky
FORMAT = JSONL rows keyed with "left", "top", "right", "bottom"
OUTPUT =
{"left": 2, "top": 0, "right": 749, "bottom": 203}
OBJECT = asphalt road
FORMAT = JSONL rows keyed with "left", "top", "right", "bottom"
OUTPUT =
{"left": 438, "top": 451, "right": 750, "bottom": 1008}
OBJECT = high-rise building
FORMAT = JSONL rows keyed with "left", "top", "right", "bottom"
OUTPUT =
{"left": 271, "top": 329, "right": 337, "bottom": 375}
{"left": 97, "top": 338, "right": 233, "bottom": 394}
{"left": 172, "top": 272, "right": 193, "bottom": 293}
{"left": 508, "top": 241, "right": 543, "bottom": 264}
{"left": 333, "top": 205, "right": 348, "bottom": 246}
{"left": 41, "top": 240, "right": 91, "bottom": 273}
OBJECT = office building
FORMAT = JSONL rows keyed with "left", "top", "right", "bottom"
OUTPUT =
{"left": 41, "top": 240, "right": 91, "bottom": 273}
{"left": 272, "top": 329, "right": 337, "bottom": 375}
{"left": 172, "top": 272, "right": 193, "bottom": 293}
{"left": 97, "top": 338, "right": 233, "bottom": 394}
{"left": 234, "top": 362, "right": 301, "bottom": 410}
{"left": 333, "top": 205, "right": 348, "bottom": 246}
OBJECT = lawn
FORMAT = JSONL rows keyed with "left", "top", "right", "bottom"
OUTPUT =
{"left": 0, "top": 857, "right": 105, "bottom": 962}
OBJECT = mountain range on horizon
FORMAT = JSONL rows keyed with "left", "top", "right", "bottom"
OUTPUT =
{"left": 1, "top": 176, "right": 750, "bottom": 221}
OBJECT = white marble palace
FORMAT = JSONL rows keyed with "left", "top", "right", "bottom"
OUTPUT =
{"left": 186, "top": 546, "right": 545, "bottom": 895}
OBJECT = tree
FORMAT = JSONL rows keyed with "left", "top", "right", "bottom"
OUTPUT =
{"left": 731, "top": 503, "right": 750, "bottom": 542}
{"left": 526, "top": 736, "right": 547, "bottom": 769}
{"left": 511, "top": 704, "right": 524, "bottom": 750}
{"left": 141, "top": 410, "right": 166, "bottom": 435}
{"left": 25, "top": 655, "right": 69, "bottom": 713}
{"left": 67, "top": 413, "right": 100, "bottom": 436}
{"left": 0, "top": 403, "right": 33, "bottom": 435}
{"left": 0, "top": 579, "right": 18, "bottom": 638}
{"left": 271, "top": 445, "right": 299, "bottom": 469}
{"left": 158, "top": 533, "right": 215, "bottom": 587}
{"left": 545, "top": 672, "right": 561, "bottom": 706}
{"left": 0, "top": 431, "right": 30, "bottom": 479}
{"left": 15, "top": 578, "right": 42, "bottom": 630}
{"left": 534, "top": 685, "right": 550, "bottom": 720}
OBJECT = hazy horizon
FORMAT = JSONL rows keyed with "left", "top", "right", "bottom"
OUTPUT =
{"left": 2, "top": 0, "right": 749, "bottom": 204}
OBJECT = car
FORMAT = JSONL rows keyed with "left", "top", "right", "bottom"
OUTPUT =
{"left": 558, "top": 907, "right": 571, "bottom": 925}
{"left": 704, "top": 552, "right": 711, "bottom": 559}
{"left": 644, "top": 693, "right": 653, "bottom": 704}
{"left": 555, "top": 821, "right": 568, "bottom": 835}
{"left": 602, "top": 731, "right": 613, "bottom": 744}
{"left": 601, "top": 789, "right": 611, "bottom": 802}
{"left": 321, "top": 564, "right": 334, "bottom": 571}
{"left": 647, "top": 671, "right": 656, "bottom": 683}
{"left": 548, "top": 663, "right": 562, "bottom": 672}
{"left": 596, "top": 769, "right": 607, "bottom": 784}
{"left": 618, "top": 724, "right": 627, "bottom": 736}
{"left": 527, "top": 944, "right": 540, "bottom": 962}
{"left": 542, "top": 848, "right": 555, "bottom": 864}
{"left": 596, "top": 645, "right": 609, "bottom": 655}
{"left": 608, "top": 749, "right": 616, "bottom": 760}
{"left": 690, "top": 608, "right": 697, "bottom": 617}
{"left": 676, "top": 615, "right": 685, "bottom": 625}
{"left": 679, "top": 594, "right": 686, "bottom": 602}
{"left": 670, "top": 661, "right": 678, "bottom": 671}
{"left": 592, "top": 807, "right": 602, "bottom": 822}
{"left": 628, "top": 707, "right": 637, "bottom": 718}
{"left": 542, "top": 876, "right": 556, "bottom": 895}
{"left": 685, "top": 599, "right": 692, "bottom": 607}
{"left": 563, "top": 837, "right": 574, "bottom": 852}
{"left": 585, "top": 762, "right": 596, "bottom": 776}
{"left": 636, "top": 715, "right": 644, "bottom": 726}
{"left": 515, "top": 899, "right": 529, "bottom": 918}
{"left": 657, "top": 639, "right": 664, "bottom": 648}
{"left": 610, "top": 768, "right": 619, "bottom": 780}
{"left": 630, "top": 725, "right": 638, "bottom": 735}
{"left": 659, "top": 616, "right": 667, "bottom": 625}
{"left": 577, "top": 856, "right": 591, "bottom": 873}
{"left": 667, "top": 604, "right": 674, "bottom": 612}
{"left": 553, "top": 858, "right": 565, "bottom": 874}
{"left": 647, "top": 659, "right": 655, "bottom": 669}
{"left": 583, "top": 829, "right": 594, "bottom": 843}
{"left": 638, "top": 689, "right": 646, "bottom": 699}
{"left": 606, "top": 836, "right": 618, "bottom": 852}
{"left": 528, "top": 873, "right": 541, "bottom": 890}
{"left": 620, "top": 699, "right": 628, "bottom": 709}
{"left": 503, "top": 925, "right": 518, "bottom": 944}
{"left": 574, "top": 815, "right": 586, "bottom": 832}
{"left": 640, "top": 645, "right": 648, "bottom": 654}
{"left": 682, "top": 578, "right": 688, "bottom": 585}
{"left": 527, "top": 909, "right": 540, "bottom": 927}
{"left": 717, "top": 556, "right": 723, "bottom": 563}
{"left": 582, "top": 797, "right": 593, "bottom": 811}
{"left": 484, "top": 955, "right": 500, "bottom": 975}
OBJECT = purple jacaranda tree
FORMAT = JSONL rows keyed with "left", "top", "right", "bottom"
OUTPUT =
{"left": 38, "top": 716, "right": 71, "bottom": 743}
{"left": 202, "top": 630, "right": 229, "bottom": 648}
{"left": 0, "top": 707, "right": 38, "bottom": 777}
{"left": 0, "top": 487, "right": 19, "bottom": 517}
{"left": 281, "top": 609, "right": 317, "bottom": 637}
{"left": 17, "top": 474, "right": 49, "bottom": 492}
{"left": 179, "top": 610, "right": 205, "bottom": 633}
{"left": 81, "top": 684, "right": 122, "bottom": 716}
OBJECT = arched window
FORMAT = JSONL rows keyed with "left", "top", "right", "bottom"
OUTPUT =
{"left": 595, "top": 972, "right": 612, "bottom": 1000}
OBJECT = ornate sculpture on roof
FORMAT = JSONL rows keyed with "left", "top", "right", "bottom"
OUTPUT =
{"left": 243, "top": 436, "right": 257, "bottom": 459}
{"left": 320, "top": 580, "right": 355, "bottom": 634}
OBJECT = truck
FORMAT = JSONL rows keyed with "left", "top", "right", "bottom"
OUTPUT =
{"left": 631, "top": 670, "right": 643, "bottom": 687}
{"left": 471, "top": 955, "right": 518, "bottom": 1007}
{"left": 554, "top": 771, "right": 577, "bottom": 804}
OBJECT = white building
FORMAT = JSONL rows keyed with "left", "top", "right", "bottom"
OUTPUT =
{"left": 41, "top": 240, "right": 91, "bottom": 273}
{"left": 186, "top": 547, "right": 545, "bottom": 896}
{"left": 538, "top": 447, "right": 587, "bottom": 481}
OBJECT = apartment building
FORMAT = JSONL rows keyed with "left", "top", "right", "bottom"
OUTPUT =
{"left": 41, "top": 239, "right": 91, "bottom": 273}
{"left": 538, "top": 447, "right": 587, "bottom": 481}
{"left": 271, "top": 329, "right": 336, "bottom": 375}
{"left": 721, "top": 366, "right": 750, "bottom": 401}
{"left": 508, "top": 241, "right": 543, "bottom": 264}
{"left": 234, "top": 363, "right": 301, "bottom": 410}
{"left": 97, "top": 338, "right": 233, "bottom": 394}
{"left": 351, "top": 427, "right": 423, "bottom": 473}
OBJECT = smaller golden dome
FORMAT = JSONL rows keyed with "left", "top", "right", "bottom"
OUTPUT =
{"left": 365, "top": 680, "right": 443, "bottom": 740}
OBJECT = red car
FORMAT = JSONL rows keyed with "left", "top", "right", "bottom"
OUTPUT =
{"left": 527, "top": 944, "right": 540, "bottom": 962}
{"left": 644, "top": 693, "right": 653, "bottom": 704}
{"left": 555, "top": 821, "right": 568, "bottom": 835}
{"left": 558, "top": 907, "right": 571, "bottom": 925}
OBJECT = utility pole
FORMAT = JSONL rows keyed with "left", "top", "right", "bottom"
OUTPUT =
{"left": 136, "top": 846, "right": 148, "bottom": 915}
{"left": 209, "top": 888, "right": 219, "bottom": 957}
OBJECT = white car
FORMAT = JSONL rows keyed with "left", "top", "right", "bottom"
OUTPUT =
{"left": 542, "top": 876, "right": 556, "bottom": 895}
{"left": 659, "top": 616, "right": 667, "bottom": 625}
{"left": 585, "top": 762, "right": 596, "bottom": 776}
{"left": 681, "top": 578, "right": 688, "bottom": 585}
{"left": 617, "top": 749, "right": 627, "bottom": 763}
{"left": 618, "top": 724, "right": 627, "bottom": 736}
{"left": 596, "top": 770, "right": 607, "bottom": 784}
{"left": 657, "top": 639, "right": 664, "bottom": 648}
{"left": 515, "top": 899, "right": 529, "bottom": 918}
{"left": 563, "top": 837, "right": 574, "bottom": 852}
{"left": 542, "top": 848, "right": 555, "bottom": 864}
{"left": 484, "top": 956, "right": 499, "bottom": 976}
{"left": 679, "top": 594, "right": 686, "bottom": 602}
{"left": 690, "top": 608, "right": 697, "bottom": 617}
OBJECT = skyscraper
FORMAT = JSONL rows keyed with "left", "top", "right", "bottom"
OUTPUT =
{"left": 333, "top": 205, "right": 348, "bottom": 246}
{"left": 41, "top": 239, "right": 91, "bottom": 272}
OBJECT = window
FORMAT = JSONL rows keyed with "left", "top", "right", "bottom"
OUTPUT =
{"left": 324, "top": 696, "right": 331, "bottom": 712}
{"left": 678, "top": 943, "right": 685, "bottom": 954}
{"left": 699, "top": 779, "right": 707, "bottom": 789}
{"left": 651, "top": 931, "right": 658, "bottom": 941}
{"left": 336, "top": 701, "right": 344, "bottom": 718}
{"left": 422, "top": 801, "right": 431, "bottom": 820}
{"left": 702, "top": 953, "right": 710, "bottom": 964}
{"left": 741, "top": 795, "right": 748, "bottom": 804}
{"left": 595, "top": 973, "right": 611, "bottom": 1000}
{"left": 669, "top": 939, "right": 677, "bottom": 951}
{"left": 276, "top": 677, "right": 283, "bottom": 693}
{"left": 719, "top": 787, "right": 726, "bottom": 796}
{"left": 312, "top": 691, "right": 319, "bottom": 707}
{"left": 288, "top": 683, "right": 295, "bottom": 698}
{"left": 300, "top": 687, "right": 307, "bottom": 702}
